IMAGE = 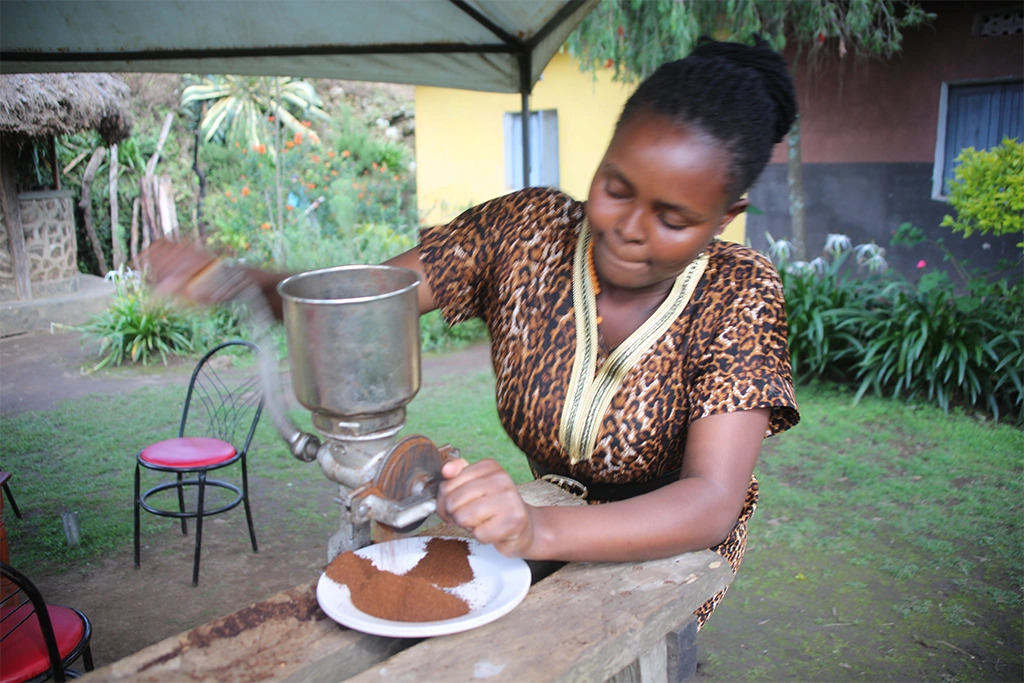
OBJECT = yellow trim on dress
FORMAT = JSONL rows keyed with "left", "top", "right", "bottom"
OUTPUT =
{"left": 558, "top": 220, "right": 708, "bottom": 465}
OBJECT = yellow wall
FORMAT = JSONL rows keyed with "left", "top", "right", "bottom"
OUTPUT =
{"left": 414, "top": 51, "right": 747, "bottom": 243}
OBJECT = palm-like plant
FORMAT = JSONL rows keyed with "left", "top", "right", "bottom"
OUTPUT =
{"left": 181, "top": 75, "right": 331, "bottom": 148}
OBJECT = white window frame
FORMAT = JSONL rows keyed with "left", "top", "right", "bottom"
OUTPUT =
{"left": 504, "top": 109, "right": 560, "bottom": 191}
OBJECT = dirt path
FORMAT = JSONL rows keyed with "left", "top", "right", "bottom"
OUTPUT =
{"left": 1, "top": 329, "right": 492, "bottom": 667}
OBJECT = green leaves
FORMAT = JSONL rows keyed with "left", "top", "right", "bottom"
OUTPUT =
{"left": 940, "top": 138, "right": 1024, "bottom": 244}
{"left": 782, "top": 264, "right": 1024, "bottom": 423}
{"left": 568, "top": 0, "right": 935, "bottom": 82}
{"left": 74, "top": 271, "right": 245, "bottom": 371}
{"left": 181, "top": 75, "right": 332, "bottom": 149}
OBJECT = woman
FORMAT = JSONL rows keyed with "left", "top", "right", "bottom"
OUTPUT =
{"left": 147, "top": 38, "right": 800, "bottom": 627}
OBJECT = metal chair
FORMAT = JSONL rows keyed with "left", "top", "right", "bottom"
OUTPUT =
{"left": 133, "top": 340, "right": 264, "bottom": 586}
{"left": 0, "top": 473, "right": 22, "bottom": 519}
{"left": 0, "top": 562, "right": 93, "bottom": 683}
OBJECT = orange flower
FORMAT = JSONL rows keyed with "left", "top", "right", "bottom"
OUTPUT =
{"left": 342, "top": 150, "right": 351, "bottom": 158}
{"left": 240, "top": 174, "right": 246, "bottom": 179}
{"left": 302, "top": 121, "right": 312, "bottom": 127}
{"left": 311, "top": 155, "right": 320, "bottom": 162}
{"left": 324, "top": 161, "right": 330, "bottom": 167}
{"left": 225, "top": 189, "right": 232, "bottom": 197}
{"left": 328, "top": 151, "right": 336, "bottom": 158}
{"left": 257, "top": 144, "right": 266, "bottom": 155}
{"left": 241, "top": 186, "right": 250, "bottom": 197}
{"left": 393, "top": 175, "right": 399, "bottom": 181}
{"left": 234, "top": 141, "right": 240, "bottom": 147}
{"left": 351, "top": 182, "right": 358, "bottom": 189}
{"left": 231, "top": 197, "right": 237, "bottom": 203}
{"left": 307, "top": 182, "right": 316, "bottom": 189}
{"left": 331, "top": 170, "right": 339, "bottom": 176}
{"left": 260, "top": 222, "right": 271, "bottom": 231}
{"left": 358, "top": 193, "right": 364, "bottom": 199}
{"left": 293, "top": 132, "right": 303, "bottom": 145}
{"left": 286, "top": 204, "right": 294, "bottom": 211}
{"left": 242, "top": 147, "right": 247, "bottom": 154}
{"left": 381, "top": 163, "right": 388, "bottom": 173}
{"left": 268, "top": 115, "right": 275, "bottom": 122}
{"left": 371, "top": 162, "right": 379, "bottom": 170}
{"left": 285, "top": 140, "right": 295, "bottom": 149}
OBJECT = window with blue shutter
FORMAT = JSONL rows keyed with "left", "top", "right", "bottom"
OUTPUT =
{"left": 937, "top": 80, "right": 1022, "bottom": 197}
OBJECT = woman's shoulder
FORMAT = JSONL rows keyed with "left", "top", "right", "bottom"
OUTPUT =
{"left": 489, "top": 187, "right": 583, "bottom": 223}
{"left": 706, "top": 240, "right": 781, "bottom": 284}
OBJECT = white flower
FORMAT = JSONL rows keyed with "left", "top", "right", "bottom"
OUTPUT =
{"left": 809, "top": 257, "right": 828, "bottom": 276}
{"left": 854, "top": 243, "right": 888, "bottom": 274}
{"left": 786, "top": 260, "right": 811, "bottom": 274}
{"left": 824, "top": 233, "right": 852, "bottom": 257}
{"left": 768, "top": 238, "right": 794, "bottom": 261}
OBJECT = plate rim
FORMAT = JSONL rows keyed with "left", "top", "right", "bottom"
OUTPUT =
{"left": 316, "top": 536, "right": 531, "bottom": 638}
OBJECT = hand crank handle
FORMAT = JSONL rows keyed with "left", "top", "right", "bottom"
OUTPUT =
{"left": 188, "top": 259, "right": 321, "bottom": 463}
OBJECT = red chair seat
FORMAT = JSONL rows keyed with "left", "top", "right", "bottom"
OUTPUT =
{"left": 0, "top": 602, "right": 86, "bottom": 683}
{"left": 140, "top": 437, "right": 237, "bottom": 469}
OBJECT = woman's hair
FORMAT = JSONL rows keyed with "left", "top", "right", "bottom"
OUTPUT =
{"left": 618, "top": 37, "right": 797, "bottom": 201}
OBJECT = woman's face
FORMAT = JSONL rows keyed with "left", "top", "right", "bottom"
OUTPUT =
{"left": 586, "top": 112, "right": 747, "bottom": 294}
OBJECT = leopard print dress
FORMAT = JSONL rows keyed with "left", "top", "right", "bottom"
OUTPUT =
{"left": 419, "top": 187, "right": 800, "bottom": 628}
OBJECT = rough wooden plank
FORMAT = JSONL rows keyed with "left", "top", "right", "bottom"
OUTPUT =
{"left": 79, "top": 147, "right": 109, "bottom": 274}
{"left": 345, "top": 550, "right": 733, "bottom": 683}
{"left": 80, "top": 580, "right": 405, "bottom": 683}
{"left": 0, "top": 144, "right": 32, "bottom": 300}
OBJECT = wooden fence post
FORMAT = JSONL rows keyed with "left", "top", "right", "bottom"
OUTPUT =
{"left": 79, "top": 146, "right": 109, "bottom": 274}
{"left": 0, "top": 143, "right": 32, "bottom": 300}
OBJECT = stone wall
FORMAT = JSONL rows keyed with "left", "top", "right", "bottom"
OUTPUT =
{"left": 0, "top": 189, "right": 79, "bottom": 301}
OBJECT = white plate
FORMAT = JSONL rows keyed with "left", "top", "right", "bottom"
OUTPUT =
{"left": 316, "top": 536, "right": 531, "bottom": 638}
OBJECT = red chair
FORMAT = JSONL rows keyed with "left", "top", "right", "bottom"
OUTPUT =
{"left": 0, "top": 473, "right": 22, "bottom": 520}
{"left": 0, "top": 562, "right": 93, "bottom": 683}
{"left": 133, "top": 340, "right": 264, "bottom": 586}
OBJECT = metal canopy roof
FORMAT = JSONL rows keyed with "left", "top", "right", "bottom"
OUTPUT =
{"left": 0, "top": 0, "right": 596, "bottom": 95}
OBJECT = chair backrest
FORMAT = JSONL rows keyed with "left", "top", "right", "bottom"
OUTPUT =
{"left": 179, "top": 340, "right": 264, "bottom": 456}
{"left": 0, "top": 562, "right": 67, "bottom": 682}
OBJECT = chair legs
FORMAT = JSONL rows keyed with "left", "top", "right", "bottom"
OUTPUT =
{"left": 2, "top": 479, "right": 22, "bottom": 519}
{"left": 192, "top": 473, "right": 206, "bottom": 586}
{"left": 136, "top": 465, "right": 257, "bottom": 586}
{"left": 241, "top": 455, "right": 258, "bottom": 553}
{"left": 133, "top": 463, "right": 141, "bottom": 569}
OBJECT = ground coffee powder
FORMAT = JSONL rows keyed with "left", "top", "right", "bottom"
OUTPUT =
{"left": 326, "top": 538, "right": 474, "bottom": 622}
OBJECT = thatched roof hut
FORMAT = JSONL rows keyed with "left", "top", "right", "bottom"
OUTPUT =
{"left": 1, "top": 73, "right": 133, "bottom": 305}
{"left": 0, "top": 73, "right": 133, "bottom": 145}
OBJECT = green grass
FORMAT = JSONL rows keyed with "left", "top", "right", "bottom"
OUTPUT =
{"left": 700, "top": 381, "right": 1023, "bottom": 682}
{"left": 0, "top": 369, "right": 523, "bottom": 575}
{"left": 2, "top": 373, "right": 1021, "bottom": 680}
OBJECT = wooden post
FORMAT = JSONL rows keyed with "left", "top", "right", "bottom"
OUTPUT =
{"left": 130, "top": 197, "right": 140, "bottom": 261}
{"left": 157, "top": 174, "right": 178, "bottom": 240}
{"left": 109, "top": 143, "right": 125, "bottom": 269}
{"left": 79, "top": 146, "right": 109, "bottom": 274}
{"left": 0, "top": 144, "right": 32, "bottom": 301}
{"left": 139, "top": 113, "right": 174, "bottom": 249}
{"left": 49, "top": 135, "right": 61, "bottom": 190}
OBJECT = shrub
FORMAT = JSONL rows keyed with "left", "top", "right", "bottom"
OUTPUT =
{"left": 940, "top": 137, "right": 1024, "bottom": 244}
{"left": 767, "top": 235, "right": 1023, "bottom": 423}
{"left": 74, "top": 268, "right": 248, "bottom": 371}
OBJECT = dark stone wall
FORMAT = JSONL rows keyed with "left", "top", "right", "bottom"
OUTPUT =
{"left": 746, "top": 162, "right": 1021, "bottom": 282}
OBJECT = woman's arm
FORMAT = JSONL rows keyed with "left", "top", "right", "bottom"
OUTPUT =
{"left": 383, "top": 246, "right": 438, "bottom": 315}
{"left": 437, "top": 408, "right": 770, "bottom": 561}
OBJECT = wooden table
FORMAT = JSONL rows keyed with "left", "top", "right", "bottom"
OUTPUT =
{"left": 82, "top": 481, "right": 733, "bottom": 683}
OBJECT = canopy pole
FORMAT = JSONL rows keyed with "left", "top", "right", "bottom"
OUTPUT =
{"left": 520, "top": 90, "right": 531, "bottom": 189}
{"left": 519, "top": 52, "right": 532, "bottom": 189}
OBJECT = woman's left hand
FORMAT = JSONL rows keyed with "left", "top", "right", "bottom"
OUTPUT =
{"left": 436, "top": 458, "right": 536, "bottom": 557}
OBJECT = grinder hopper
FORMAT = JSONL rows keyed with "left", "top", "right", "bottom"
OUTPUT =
{"left": 264, "top": 265, "right": 456, "bottom": 560}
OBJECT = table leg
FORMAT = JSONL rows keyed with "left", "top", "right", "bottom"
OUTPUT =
{"left": 605, "top": 614, "right": 698, "bottom": 683}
